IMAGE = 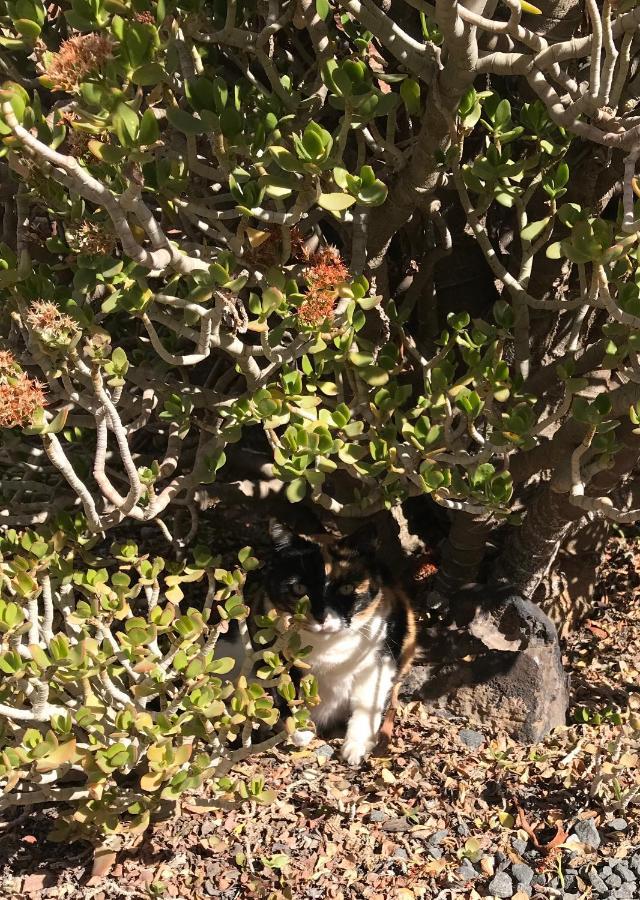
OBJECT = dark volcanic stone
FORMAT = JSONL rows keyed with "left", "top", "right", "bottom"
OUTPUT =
{"left": 400, "top": 588, "right": 568, "bottom": 742}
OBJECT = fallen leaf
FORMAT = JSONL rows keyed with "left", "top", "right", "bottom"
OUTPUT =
{"left": 87, "top": 849, "right": 117, "bottom": 884}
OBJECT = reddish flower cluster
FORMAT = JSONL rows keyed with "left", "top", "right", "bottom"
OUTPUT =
{"left": 26, "top": 300, "right": 77, "bottom": 336}
{"left": 298, "top": 246, "right": 349, "bottom": 326}
{"left": 0, "top": 352, "right": 46, "bottom": 429}
{"left": 306, "top": 245, "right": 349, "bottom": 292}
{"left": 297, "top": 291, "right": 337, "bottom": 326}
{"left": 45, "top": 33, "right": 113, "bottom": 91}
{"left": 134, "top": 10, "right": 155, "bottom": 22}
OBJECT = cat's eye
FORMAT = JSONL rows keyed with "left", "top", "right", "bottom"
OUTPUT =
{"left": 291, "top": 582, "right": 308, "bottom": 597}
{"left": 338, "top": 583, "right": 355, "bottom": 596}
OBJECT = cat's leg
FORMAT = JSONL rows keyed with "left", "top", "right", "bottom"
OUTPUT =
{"left": 341, "top": 658, "right": 396, "bottom": 766}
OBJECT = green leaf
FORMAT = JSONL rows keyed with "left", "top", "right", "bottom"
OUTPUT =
{"left": 317, "top": 193, "right": 356, "bottom": 212}
{"left": 131, "top": 63, "right": 167, "bottom": 86}
{"left": 286, "top": 478, "right": 307, "bottom": 503}
{"left": 316, "top": 0, "right": 330, "bottom": 18}
{"left": 112, "top": 102, "right": 139, "bottom": 147}
{"left": 400, "top": 78, "right": 421, "bottom": 116}
{"left": 520, "top": 217, "right": 550, "bottom": 243}
{"left": 166, "top": 106, "right": 206, "bottom": 135}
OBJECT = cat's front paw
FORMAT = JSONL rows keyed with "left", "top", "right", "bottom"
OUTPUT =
{"left": 340, "top": 737, "right": 370, "bottom": 767}
{"left": 290, "top": 729, "right": 314, "bottom": 748}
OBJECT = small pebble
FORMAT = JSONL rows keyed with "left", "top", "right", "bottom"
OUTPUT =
{"left": 613, "top": 863, "right": 636, "bottom": 883}
{"left": 487, "top": 872, "right": 514, "bottom": 898}
{"left": 512, "top": 863, "right": 534, "bottom": 885}
{"left": 314, "top": 743, "right": 334, "bottom": 759}
{"left": 588, "top": 871, "right": 609, "bottom": 894}
{"left": 427, "top": 846, "right": 443, "bottom": 860}
{"left": 574, "top": 819, "right": 601, "bottom": 850}
{"left": 458, "top": 728, "right": 485, "bottom": 749}
{"left": 631, "top": 854, "right": 640, "bottom": 875}
{"left": 512, "top": 839, "right": 528, "bottom": 855}
{"left": 369, "top": 810, "right": 387, "bottom": 823}
{"left": 606, "top": 874, "right": 623, "bottom": 889}
{"left": 457, "top": 860, "right": 477, "bottom": 882}
{"left": 601, "top": 865, "right": 613, "bottom": 878}
{"left": 609, "top": 818, "right": 629, "bottom": 832}
{"left": 393, "top": 847, "right": 408, "bottom": 860}
{"left": 495, "top": 851, "right": 509, "bottom": 872}
{"left": 614, "top": 886, "right": 637, "bottom": 900}
{"left": 430, "top": 828, "right": 449, "bottom": 845}
{"left": 563, "top": 875, "right": 577, "bottom": 892}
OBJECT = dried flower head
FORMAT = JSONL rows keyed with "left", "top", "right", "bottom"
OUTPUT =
{"left": 44, "top": 33, "right": 113, "bottom": 91}
{"left": 245, "top": 225, "right": 282, "bottom": 267}
{"left": 134, "top": 11, "right": 155, "bottom": 23}
{"left": 306, "top": 246, "right": 349, "bottom": 292}
{"left": 26, "top": 300, "right": 78, "bottom": 339}
{"left": 67, "top": 220, "right": 116, "bottom": 256}
{"left": 0, "top": 361, "right": 46, "bottom": 429}
{"left": 289, "top": 227, "right": 312, "bottom": 263}
{"left": 0, "top": 350, "right": 18, "bottom": 372}
{"left": 298, "top": 289, "right": 336, "bottom": 327}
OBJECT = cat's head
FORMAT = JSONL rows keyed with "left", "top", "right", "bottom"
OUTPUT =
{"left": 267, "top": 520, "right": 385, "bottom": 633}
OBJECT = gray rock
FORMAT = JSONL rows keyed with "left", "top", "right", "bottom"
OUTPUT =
{"left": 402, "top": 591, "right": 569, "bottom": 742}
{"left": 512, "top": 863, "right": 534, "bottom": 885}
{"left": 613, "top": 863, "right": 636, "bottom": 883}
{"left": 574, "top": 819, "right": 601, "bottom": 849}
{"left": 610, "top": 818, "right": 629, "bottom": 832}
{"left": 515, "top": 885, "right": 532, "bottom": 897}
{"left": 314, "top": 743, "right": 335, "bottom": 759}
{"left": 393, "top": 847, "right": 409, "bottom": 860}
{"left": 459, "top": 729, "right": 485, "bottom": 749}
{"left": 495, "top": 851, "right": 509, "bottom": 872}
{"left": 607, "top": 875, "right": 623, "bottom": 889}
{"left": 430, "top": 828, "right": 449, "bottom": 845}
{"left": 563, "top": 873, "right": 577, "bottom": 891}
{"left": 588, "top": 871, "right": 609, "bottom": 894}
{"left": 427, "top": 846, "right": 443, "bottom": 860}
{"left": 512, "top": 839, "right": 528, "bottom": 855}
{"left": 487, "top": 872, "right": 514, "bottom": 898}
{"left": 369, "top": 810, "right": 387, "bottom": 822}
{"left": 601, "top": 866, "right": 613, "bottom": 878}
{"left": 631, "top": 854, "right": 640, "bottom": 875}
{"left": 457, "top": 860, "right": 478, "bottom": 882}
{"left": 614, "top": 886, "right": 637, "bottom": 899}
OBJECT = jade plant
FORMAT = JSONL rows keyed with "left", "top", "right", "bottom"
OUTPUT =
{"left": 0, "top": 528, "right": 315, "bottom": 841}
{"left": 1, "top": 0, "right": 640, "bottom": 840}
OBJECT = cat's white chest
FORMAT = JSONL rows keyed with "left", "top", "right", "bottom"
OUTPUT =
{"left": 301, "top": 612, "right": 390, "bottom": 727}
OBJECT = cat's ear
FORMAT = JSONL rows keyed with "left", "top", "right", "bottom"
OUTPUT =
{"left": 269, "top": 518, "right": 293, "bottom": 551}
{"left": 338, "top": 524, "right": 380, "bottom": 556}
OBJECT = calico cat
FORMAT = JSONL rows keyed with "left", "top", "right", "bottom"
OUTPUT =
{"left": 265, "top": 521, "right": 416, "bottom": 766}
